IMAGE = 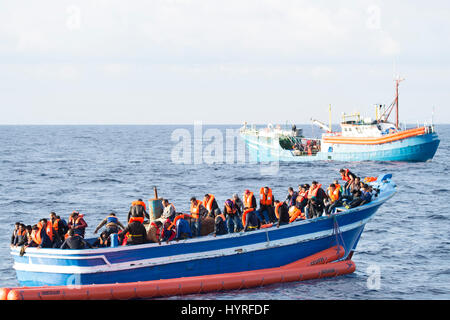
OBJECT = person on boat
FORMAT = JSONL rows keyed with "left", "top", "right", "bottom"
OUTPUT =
{"left": 223, "top": 199, "right": 243, "bottom": 233}
{"left": 203, "top": 194, "right": 220, "bottom": 218}
{"left": 340, "top": 168, "right": 357, "bottom": 195}
{"left": 285, "top": 187, "right": 298, "bottom": 208}
{"left": 10, "top": 222, "right": 21, "bottom": 247}
{"left": 173, "top": 213, "right": 193, "bottom": 240}
{"left": 147, "top": 220, "right": 163, "bottom": 244}
{"left": 243, "top": 189, "right": 257, "bottom": 211}
{"left": 160, "top": 218, "right": 176, "bottom": 243}
{"left": 307, "top": 182, "right": 327, "bottom": 218}
{"left": 232, "top": 193, "right": 244, "bottom": 215}
{"left": 118, "top": 218, "right": 148, "bottom": 246}
{"left": 333, "top": 179, "right": 343, "bottom": 195}
{"left": 324, "top": 183, "right": 342, "bottom": 215}
{"left": 50, "top": 212, "right": 68, "bottom": 246}
{"left": 190, "top": 197, "right": 207, "bottom": 237}
{"left": 94, "top": 212, "right": 125, "bottom": 236}
{"left": 61, "top": 229, "right": 92, "bottom": 249}
{"left": 259, "top": 187, "right": 276, "bottom": 224}
{"left": 161, "top": 199, "right": 176, "bottom": 221}
{"left": 127, "top": 199, "right": 150, "bottom": 223}
{"left": 92, "top": 231, "right": 110, "bottom": 248}
{"left": 214, "top": 212, "right": 228, "bottom": 236}
{"left": 274, "top": 200, "right": 290, "bottom": 227}
{"left": 34, "top": 219, "right": 54, "bottom": 248}
{"left": 26, "top": 225, "right": 40, "bottom": 248}
{"left": 12, "top": 223, "right": 27, "bottom": 247}
{"left": 243, "top": 208, "right": 261, "bottom": 232}
{"left": 360, "top": 184, "right": 373, "bottom": 205}
{"left": 68, "top": 211, "right": 88, "bottom": 238}
{"left": 295, "top": 185, "right": 309, "bottom": 213}
{"left": 343, "top": 190, "right": 364, "bottom": 209}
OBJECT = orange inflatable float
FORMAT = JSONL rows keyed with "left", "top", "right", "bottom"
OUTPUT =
{"left": 3, "top": 246, "right": 352, "bottom": 300}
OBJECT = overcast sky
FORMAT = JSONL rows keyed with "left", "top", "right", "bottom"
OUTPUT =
{"left": 1, "top": 0, "right": 449, "bottom": 125}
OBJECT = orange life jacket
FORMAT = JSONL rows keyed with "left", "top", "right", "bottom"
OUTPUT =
{"left": 128, "top": 216, "right": 144, "bottom": 224}
{"left": 275, "top": 202, "right": 283, "bottom": 220}
{"left": 52, "top": 218, "right": 60, "bottom": 231}
{"left": 341, "top": 169, "right": 351, "bottom": 182}
{"left": 296, "top": 191, "right": 308, "bottom": 203}
{"left": 242, "top": 208, "right": 254, "bottom": 227}
{"left": 202, "top": 194, "right": 215, "bottom": 213}
{"left": 259, "top": 187, "right": 273, "bottom": 206}
{"left": 31, "top": 229, "right": 40, "bottom": 244}
{"left": 243, "top": 192, "right": 254, "bottom": 209}
{"left": 168, "top": 213, "right": 192, "bottom": 230}
{"left": 131, "top": 200, "right": 147, "bottom": 211}
{"left": 327, "top": 187, "right": 340, "bottom": 202}
{"left": 288, "top": 206, "right": 305, "bottom": 222}
{"left": 216, "top": 213, "right": 226, "bottom": 222}
{"left": 190, "top": 200, "right": 203, "bottom": 219}
{"left": 225, "top": 201, "right": 237, "bottom": 215}
{"left": 33, "top": 221, "right": 53, "bottom": 244}
{"left": 308, "top": 184, "right": 322, "bottom": 199}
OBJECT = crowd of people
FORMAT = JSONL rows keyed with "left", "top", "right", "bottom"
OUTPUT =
{"left": 10, "top": 169, "right": 379, "bottom": 251}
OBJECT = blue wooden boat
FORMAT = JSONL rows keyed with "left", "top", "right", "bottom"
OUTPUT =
{"left": 10, "top": 175, "right": 396, "bottom": 287}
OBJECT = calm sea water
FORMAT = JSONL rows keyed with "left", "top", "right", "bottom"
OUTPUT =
{"left": 0, "top": 124, "right": 448, "bottom": 299}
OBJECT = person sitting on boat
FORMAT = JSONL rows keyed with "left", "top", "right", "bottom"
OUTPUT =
{"left": 35, "top": 218, "right": 54, "bottom": 248}
{"left": 92, "top": 231, "right": 110, "bottom": 248}
{"left": 203, "top": 194, "right": 220, "bottom": 218}
{"left": 214, "top": 212, "right": 228, "bottom": 236}
{"left": 190, "top": 197, "right": 207, "bottom": 237}
{"left": 223, "top": 199, "right": 243, "bottom": 233}
{"left": 160, "top": 218, "right": 176, "bottom": 243}
{"left": 258, "top": 187, "right": 277, "bottom": 224}
{"left": 118, "top": 218, "right": 148, "bottom": 246}
{"left": 324, "top": 184, "right": 342, "bottom": 215}
{"left": 12, "top": 223, "right": 27, "bottom": 247}
{"left": 173, "top": 213, "right": 193, "bottom": 240}
{"left": 307, "top": 182, "right": 327, "bottom": 218}
{"left": 360, "top": 184, "right": 373, "bottom": 205}
{"left": 68, "top": 211, "right": 88, "bottom": 238}
{"left": 10, "top": 222, "right": 21, "bottom": 247}
{"left": 127, "top": 199, "right": 150, "bottom": 223}
{"left": 274, "top": 200, "right": 290, "bottom": 227}
{"left": 343, "top": 190, "right": 364, "bottom": 209}
{"left": 285, "top": 187, "right": 298, "bottom": 208}
{"left": 340, "top": 168, "right": 357, "bottom": 196}
{"left": 243, "top": 189, "right": 257, "bottom": 211}
{"left": 94, "top": 212, "right": 125, "bottom": 237}
{"left": 161, "top": 199, "right": 176, "bottom": 221}
{"left": 61, "top": 229, "right": 93, "bottom": 249}
{"left": 147, "top": 220, "right": 163, "bottom": 244}
{"left": 292, "top": 185, "right": 309, "bottom": 218}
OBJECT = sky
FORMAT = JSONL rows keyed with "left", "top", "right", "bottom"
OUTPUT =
{"left": 0, "top": 0, "right": 449, "bottom": 125}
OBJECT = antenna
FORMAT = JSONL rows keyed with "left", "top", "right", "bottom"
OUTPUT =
{"left": 394, "top": 75, "right": 405, "bottom": 130}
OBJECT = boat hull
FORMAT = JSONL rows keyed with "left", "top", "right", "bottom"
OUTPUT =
{"left": 11, "top": 179, "right": 396, "bottom": 287}
{"left": 243, "top": 132, "right": 440, "bottom": 162}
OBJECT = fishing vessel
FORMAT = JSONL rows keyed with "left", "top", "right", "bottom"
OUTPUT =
{"left": 240, "top": 79, "right": 440, "bottom": 162}
{"left": 9, "top": 174, "right": 396, "bottom": 287}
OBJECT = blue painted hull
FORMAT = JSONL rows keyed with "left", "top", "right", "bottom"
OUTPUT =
{"left": 11, "top": 178, "right": 396, "bottom": 287}
{"left": 243, "top": 132, "right": 440, "bottom": 162}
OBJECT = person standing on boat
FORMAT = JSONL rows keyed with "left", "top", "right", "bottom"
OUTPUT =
{"left": 94, "top": 213, "right": 125, "bottom": 237}
{"left": 259, "top": 187, "right": 277, "bottom": 224}
{"left": 190, "top": 197, "right": 207, "bottom": 237}
{"left": 340, "top": 168, "right": 357, "bottom": 196}
{"left": 285, "top": 187, "right": 298, "bottom": 208}
{"left": 68, "top": 211, "right": 88, "bottom": 238}
{"left": 50, "top": 212, "right": 68, "bottom": 246}
{"left": 223, "top": 199, "right": 243, "bottom": 233}
{"left": 232, "top": 193, "right": 244, "bottom": 216}
{"left": 243, "top": 190, "right": 257, "bottom": 211}
{"left": 127, "top": 199, "right": 150, "bottom": 223}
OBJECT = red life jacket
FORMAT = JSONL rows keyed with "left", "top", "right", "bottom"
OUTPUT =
{"left": 275, "top": 202, "right": 283, "bottom": 219}
{"left": 128, "top": 216, "right": 144, "bottom": 224}
{"left": 308, "top": 184, "right": 322, "bottom": 199}
{"left": 341, "top": 169, "right": 351, "bottom": 182}
{"left": 131, "top": 200, "right": 147, "bottom": 211}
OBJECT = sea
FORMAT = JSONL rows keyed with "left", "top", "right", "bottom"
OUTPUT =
{"left": 0, "top": 124, "right": 448, "bottom": 300}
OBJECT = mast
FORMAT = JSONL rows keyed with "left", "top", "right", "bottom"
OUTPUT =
{"left": 394, "top": 77, "right": 404, "bottom": 130}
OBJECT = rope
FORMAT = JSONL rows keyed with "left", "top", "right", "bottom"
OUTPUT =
{"left": 332, "top": 215, "right": 348, "bottom": 257}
